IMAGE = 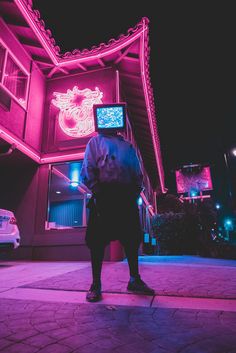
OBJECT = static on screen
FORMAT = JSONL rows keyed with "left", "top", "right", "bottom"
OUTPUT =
{"left": 96, "top": 106, "right": 124, "bottom": 129}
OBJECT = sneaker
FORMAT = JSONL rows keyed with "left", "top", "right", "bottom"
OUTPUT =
{"left": 127, "top": 275, "right": 155, "bottom": 296}
{"left": 86, "top": 284, "right": 102, "bottom": 302}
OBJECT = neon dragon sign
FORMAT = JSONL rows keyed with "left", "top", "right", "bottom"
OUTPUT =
{"left": 52, "top": 86, "right": 103, "bottom": 137}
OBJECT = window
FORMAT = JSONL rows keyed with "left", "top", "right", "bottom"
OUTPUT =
{"left": 0, "top": 40, "right": 29, "bottom": 109}
{"left": 46, "top": 161, "right": 91, "bottom": 230}
{"left": 3, "top": 55, "right": 28, "bottom": 104}
{"left": 0, "top": 44, "right": 6, "bottom": 82}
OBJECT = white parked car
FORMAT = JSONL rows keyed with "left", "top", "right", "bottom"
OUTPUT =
{"left": 0, "top": 209, "right": 20, "bottom": 250}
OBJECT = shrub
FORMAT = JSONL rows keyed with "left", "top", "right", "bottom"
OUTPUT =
{"left": 156, "top": 193, "right": 184, "bottom": 214}
{"left": 152, "top": 195, "right": 218, "bottom": 255}
{"left": 152, "top": 212, "right": 195, "bottom": 255}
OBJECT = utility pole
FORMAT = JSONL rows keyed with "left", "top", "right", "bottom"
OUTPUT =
{"left": 223, "top": 151, "right": 233, "bottom": 211}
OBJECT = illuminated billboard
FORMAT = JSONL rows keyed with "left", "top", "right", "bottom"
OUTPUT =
{"left": 175, "top": 165, "right": 213, "bottom": 194}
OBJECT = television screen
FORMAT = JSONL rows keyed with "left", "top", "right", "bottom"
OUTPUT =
{"left": 93, "top": 103, "right": 126, "bottom": 132}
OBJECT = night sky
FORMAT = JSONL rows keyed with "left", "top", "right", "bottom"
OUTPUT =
{"left": 33, "top": 1, "right": 236, "bottom": 197}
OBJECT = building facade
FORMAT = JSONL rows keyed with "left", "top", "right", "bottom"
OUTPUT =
{"left": 0, "top": 0, "right": 165, "bottom": 260}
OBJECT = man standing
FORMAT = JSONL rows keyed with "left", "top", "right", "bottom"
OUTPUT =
{"left": 80, "top": 131, "right": 155, "bottom": 302}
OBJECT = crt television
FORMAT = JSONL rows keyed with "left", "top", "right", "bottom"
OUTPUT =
{"left": 93, "top": 103, "right": 127, "bottom": 133}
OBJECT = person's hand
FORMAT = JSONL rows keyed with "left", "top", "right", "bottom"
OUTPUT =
{"left": 92, "top": 183, "right": 101, "bottom": 196}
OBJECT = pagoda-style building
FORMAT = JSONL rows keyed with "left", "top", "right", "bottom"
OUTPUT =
{"left": 0, "top": 0, "right": 166, "bottom": 260}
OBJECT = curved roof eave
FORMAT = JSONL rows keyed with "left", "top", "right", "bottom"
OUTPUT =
{"left": 57, "top": 19, "right": 148, "bottom": 65}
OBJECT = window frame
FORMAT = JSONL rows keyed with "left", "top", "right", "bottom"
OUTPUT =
{"left": 45, "top": 162, "right": 89, "bottom": 231}
{"left": 0, "top": 39, "right": 30, "bottom": 110}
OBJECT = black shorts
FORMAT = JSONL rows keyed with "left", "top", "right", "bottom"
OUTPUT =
{"left": 85, "top": 183, "right": 143, "bottom": 249}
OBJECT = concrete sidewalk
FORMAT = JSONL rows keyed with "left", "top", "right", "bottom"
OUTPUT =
{"left": 0, "top": 256, "right": 236, "bottom": 353}
{"left": 18, "top": 255, "right": 236, "bottom": 299}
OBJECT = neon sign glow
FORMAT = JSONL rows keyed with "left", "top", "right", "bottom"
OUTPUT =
{"left": 52, "top": 86, "right": 103, "bottom": 137}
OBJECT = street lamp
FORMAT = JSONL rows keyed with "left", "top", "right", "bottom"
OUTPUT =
{"left": 223, "top": 151, "right": 232, "bottom": 200}
{"left": 223, "top": 148, "right": 236, "bottom": 210}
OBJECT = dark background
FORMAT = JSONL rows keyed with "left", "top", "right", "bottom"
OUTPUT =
{"left": 32, "top": 1, "right": 236, "bottom": 206}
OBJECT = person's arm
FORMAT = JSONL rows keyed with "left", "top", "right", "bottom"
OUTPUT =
{"left": 80, "top": 138, "right": 99, "bottom": 193}
{"left": 130, "top": 146, "right": 144, "bottom": 195}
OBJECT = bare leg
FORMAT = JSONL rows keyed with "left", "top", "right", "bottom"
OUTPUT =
{"left": 124, "top": 242, "right": 155, "bottom": 295}
{"left": 90, "top": 245, "right": 105, "bottom": 287}
{"left": 123, "top": 242, "right": 140, "bottom": 278}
